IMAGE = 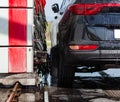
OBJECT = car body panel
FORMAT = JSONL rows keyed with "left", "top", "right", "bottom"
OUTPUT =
{"left": 57, "top": 0, "right": 120, "bottom": 67}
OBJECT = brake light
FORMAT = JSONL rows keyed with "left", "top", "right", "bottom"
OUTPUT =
{"left": 69, "top": 3, "right": 120, "bottom": 15}
{"left": 69, "top": 45, "right": 98, "bottom": 50}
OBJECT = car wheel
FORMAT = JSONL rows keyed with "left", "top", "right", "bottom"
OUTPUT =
{"left": 50, "top": 46, "right": 59, "bottom": 86}
{"left": 58, "top": 55, "right": 75, "bottom": 88}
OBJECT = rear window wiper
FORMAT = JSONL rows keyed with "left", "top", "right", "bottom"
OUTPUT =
{"left": 88, "top": 24, "right": 120, "bottom": 29}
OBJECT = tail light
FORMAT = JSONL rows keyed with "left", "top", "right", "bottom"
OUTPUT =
{"left": 69, "top": 3, "right": 120, "bottom": 15}
{"left": 69, "top": 45, "right": 98, "bottom": 51}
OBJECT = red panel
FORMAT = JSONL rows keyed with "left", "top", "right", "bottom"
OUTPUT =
{"left": 9, "top": 9, "right": 27, "bottom": 46}
{"left": 9, "top": 47, "right": 27, "bottom": 73}
{"left": 9, "top": 0, "right": 27, "bottom": 7}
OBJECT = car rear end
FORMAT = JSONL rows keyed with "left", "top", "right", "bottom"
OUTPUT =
{"left": 63, "top": 0, "right": 120, "bottom": 67}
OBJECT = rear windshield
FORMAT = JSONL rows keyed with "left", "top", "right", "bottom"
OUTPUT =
{"left": 86, "top": 13, "right": 120, "bottom": 26}
{"left": 85, "top": 13, "right": 120, "bottom": 40}
{"left": 75, "top": 12, "right": 120, "bottom": 41}
{"left": 74, "top": 0, "right": 120, "bottom": 41}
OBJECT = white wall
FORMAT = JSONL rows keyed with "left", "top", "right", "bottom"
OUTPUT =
{"left": 45, "top": 0, "right": 62, "bottom": 21}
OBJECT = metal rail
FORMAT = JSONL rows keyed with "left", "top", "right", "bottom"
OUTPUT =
{"left": 6, "top": 82, "right": 21, "bottom": 102}
{"left": 44, "top": 85, "right": 49, "bottom": 102}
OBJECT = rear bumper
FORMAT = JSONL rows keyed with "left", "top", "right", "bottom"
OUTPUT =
{"left": 64, "top": 50, "right": 120, "bottom": 66}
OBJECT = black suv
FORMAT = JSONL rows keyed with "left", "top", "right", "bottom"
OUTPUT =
{"left": 51, "top": 0, "right": 120, "bottom": 87}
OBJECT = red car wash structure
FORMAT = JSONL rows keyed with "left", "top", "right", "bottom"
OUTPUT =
{"left": 0, "top": 0, "right": 47, "bottom": 86}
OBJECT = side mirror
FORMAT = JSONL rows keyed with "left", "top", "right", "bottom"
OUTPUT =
{"left": 52, "top": 3, "right": 59, "bottom": 13}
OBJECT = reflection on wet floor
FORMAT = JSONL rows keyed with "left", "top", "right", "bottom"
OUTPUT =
{"left": 47, "top": 68, "right": 120, "bottom": 102}
{"left": 74, "top": 69, "right": 120, "bottom": 89}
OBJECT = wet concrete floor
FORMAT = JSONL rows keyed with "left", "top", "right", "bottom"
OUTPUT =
{"left": 47, "top": 69, "right": 120, "bottom": 102}
{"left": 1, "top": 69, "right": 120, "bottom": 102}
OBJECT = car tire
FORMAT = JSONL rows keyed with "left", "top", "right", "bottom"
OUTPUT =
{"left": 58, "top": 55, "right": 75, "bottom": 88}
{"left": 50, "top": 46, "right": 59, "bottom": 86}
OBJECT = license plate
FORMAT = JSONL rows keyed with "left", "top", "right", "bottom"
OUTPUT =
{"left": 114, "top": 29, "right": 120, "bottom": 39}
